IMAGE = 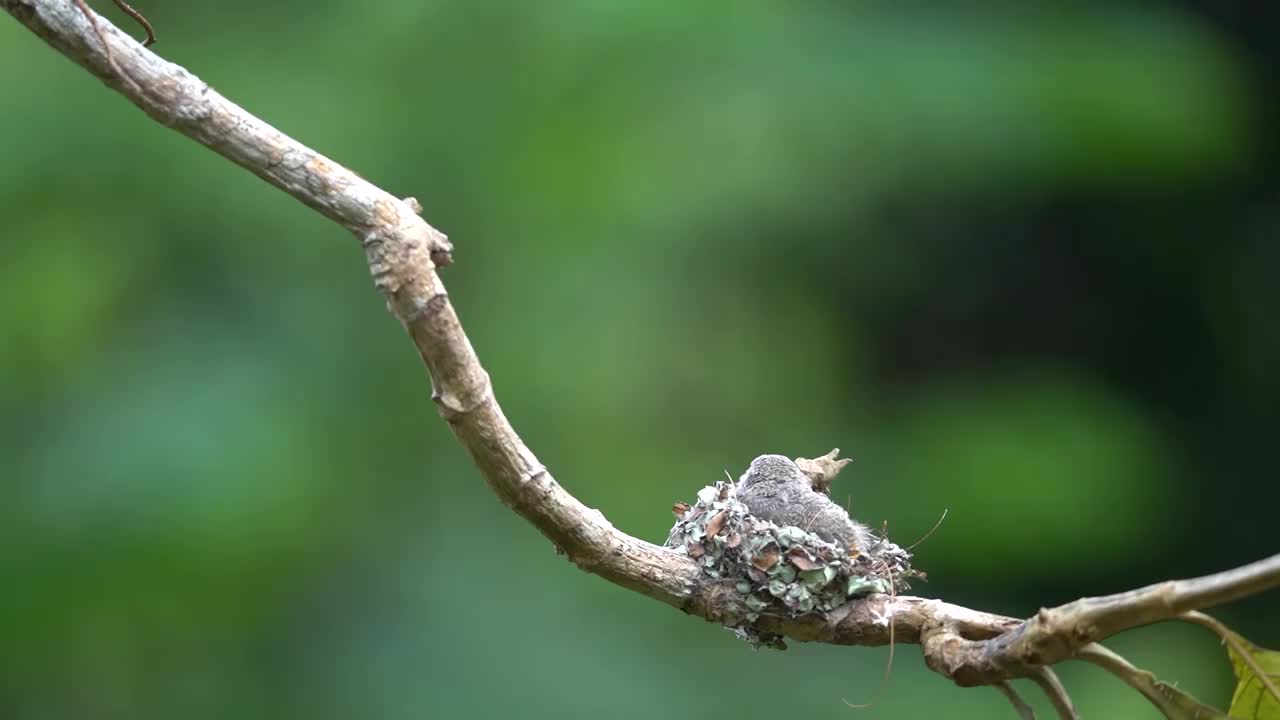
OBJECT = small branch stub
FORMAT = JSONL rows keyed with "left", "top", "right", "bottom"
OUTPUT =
{"left": 5, "top": 3, "right": 1279, "bottom": 716}
{"left": 794, "top": 448, "right": 852, "bottom": 495}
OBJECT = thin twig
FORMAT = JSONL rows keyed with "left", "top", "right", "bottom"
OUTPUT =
{"left": 843, "top": 558, "right": 899, "bottom": 710}
{"left": 906, "top": 508, "right": 948, "bottom": 550}
{"left": 1182, "top": 610, "right": 1280, "bottom": 707}
{"left": 1075, "top": 643, "right": 1230, "bottom": 719}
{"left": 994, "top": 682, "right": 1036, "bottom": 720}
{"left": 71, "top": 0, "right": 127, "bottom": 86}
{"left": 1028, "top": 667, "right": 1078, "bottom": 720}
{"left": 110, "top": 0, "right": 152, "bottom": 45}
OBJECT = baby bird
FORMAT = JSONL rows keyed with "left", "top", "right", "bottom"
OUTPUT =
{"left": 735, "top": 454, "right": 874, "bottom": 553}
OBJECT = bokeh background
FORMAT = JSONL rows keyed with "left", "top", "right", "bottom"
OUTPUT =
{"left": 2, "top": 1, "right": 1277, "bottom": 718}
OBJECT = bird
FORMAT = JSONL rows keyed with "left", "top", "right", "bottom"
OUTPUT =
{"left": 734, "top": 454, "right": 874, "bottom": 553}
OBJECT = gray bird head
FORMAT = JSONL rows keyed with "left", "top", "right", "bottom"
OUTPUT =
{"left": 737, "top": 454, "right": 805, "bottom": 491}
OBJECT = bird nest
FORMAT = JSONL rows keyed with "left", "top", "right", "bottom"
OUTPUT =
{"left": 666, "top": 478, "right": 920, "bottom": 647}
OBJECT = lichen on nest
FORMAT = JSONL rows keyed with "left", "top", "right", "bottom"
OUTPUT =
{"left": 666, "top": 457, "right": 921, "bottom": 648}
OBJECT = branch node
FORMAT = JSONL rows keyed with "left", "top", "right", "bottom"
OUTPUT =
{"left": 430, "top": 366, "right": 493, "bottom": 420}
{"left": 406, "top": 292, "right": 450, "bottom": 324}
{"left": 518, "top": 466, "right": 550, "bottom": 487}
{"left": 427, "top": 228, "right": 453, "bottom": 267}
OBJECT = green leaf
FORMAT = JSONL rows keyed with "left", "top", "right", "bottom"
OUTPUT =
{"left": 776, "top": 526, "right": 810, "bottom": 548}
{"left": 846, "top": 576, "right": 887, "bottom": 597}
{"left": 799, "top": 566, "right": 837, "bottom": 591}
{"left": 1227, "top": 632, "right": 1280, "bottom": 720}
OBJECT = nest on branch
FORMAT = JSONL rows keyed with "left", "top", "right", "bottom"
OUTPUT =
{"left": 666, "top": 474, "right": 920, "bottom": 648}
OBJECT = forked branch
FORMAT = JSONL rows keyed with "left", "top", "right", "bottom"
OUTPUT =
{"left": 4, "top": 0, "right": 1277, "bottom": 712}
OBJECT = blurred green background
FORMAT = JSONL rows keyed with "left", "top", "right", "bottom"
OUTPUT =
{"left": 2, "top": 1, "right": 1277, "bottom": 718}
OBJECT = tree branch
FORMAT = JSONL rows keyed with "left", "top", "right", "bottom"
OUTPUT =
{"left": 938, "top": 553, "right": 1280, "bottom": 684}
{"left": 1029, "top": 668, "right": 1079, "bottom": 720}
{"left": 1076, "top": 644, "right": 1231, "bottom": 719}
{"left": 995, "top": 682, "right": 1037, "bottom": 720}
{"left": 6, "top": 0, "right": 1278, "bottom": 710}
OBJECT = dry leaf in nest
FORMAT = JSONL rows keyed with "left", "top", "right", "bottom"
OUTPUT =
{"left": 705, "top": 511, "right": 728, "bottom": 538}
{"left": 751, "top": 542, "right": 781, "bottom": 572}
{"left": 786, "top": 547, "right": 823, "bottom": 571}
